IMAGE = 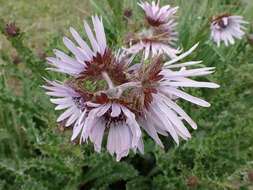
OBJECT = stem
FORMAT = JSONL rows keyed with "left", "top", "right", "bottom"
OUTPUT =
{"left": 140, "top": 51, "right": 145, "bottom": 68}
{"left": 117, "top": 81, "right": 141, "bottom": 91}
{"left": 114, "top": 81, "right": 141, "bottom": 98}
{"left": 102, "top": 72, "right": 114, "bottom": 89}
{"left": 95, "top": 81, "right": 141, "bottom": 99}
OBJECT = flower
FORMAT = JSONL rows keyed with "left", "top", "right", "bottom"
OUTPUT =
{"left": 46, "top": 15, "right": 131, "bottom": 86}
{"left": 44, "top": 14, "right": 143, "bottom": 161}
{"left": 46, "top": 15, "right": 107, "bottom": 76}
{"left": 42, "top": 79, "right": 88, "bottom": 127}
{"left": 126, "top": 1, "right": 179, "bottom": 59}
{"left": 210, "top": 14, "right": 248, "bottom": 46}
{"left": 43, "top": 70, "right": 142, "bottom": 161}
{"left": 71, "top": 96, "right": 143, "bottom": 161}
{"left": 44, "top": 12, "right": 219, "bottom": 161}
{"left": 133, "top": 44, "right": 219, "bottom": 146}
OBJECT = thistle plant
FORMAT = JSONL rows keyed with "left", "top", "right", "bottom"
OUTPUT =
{"left": 1, "top": 0, "right": 253, "bottom": 189}
{"left": 43, "top": 1, "right": 220, "bottom": 161}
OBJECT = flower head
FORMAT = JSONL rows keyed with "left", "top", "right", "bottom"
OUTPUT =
{"left": 44, "top": 15, "right": 143, "bottom": 161}
{"left": 44, "top": 11, "right": 220, "bottom": 161}
{"left": 127, "top": 1, "right": 179, "bottom": 59}
{"left": 47, "top": 15, "right": 109, "bottom": 76}
{"left": 131, "top": 44, "right": 219, "bottom": 146}
{"left": 210, "top": 14, "right": 247, "bottom": 46}
{"left": 72, "top": 98, "right": 143, "bottom": 161}
{"left": 47, "top": 15, "right": 132, "bottom": 87}
{"left": 42, "top": 79, "right": 89, "bottom": 127}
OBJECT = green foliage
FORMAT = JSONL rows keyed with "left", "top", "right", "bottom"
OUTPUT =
{"left": 0, "top": 0, "right": 253, "bottom": 189}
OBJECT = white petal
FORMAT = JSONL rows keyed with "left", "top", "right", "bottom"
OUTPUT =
{"left": 69, "top": 27, "right": 93, "bottom": 59}
{"left": 84, "top": 20, "right": 100, "bottom": 53}
{"left": 164, "top": 43, "right": 199, "bottom": 66}
{"left": 160, "top": 87, "right": 210, "bottom": 107}
{"left": 57, "top": 107, "right": 75, "bottom": 122}
{"left": 89, "top": 120, "right": 105, "bottom": 152}
{"left": 111, "top": 103, "right": 121, "bottom": 117}
{"left": 96, "top": 104, "right": 111, "bottom": 117}
{"left": 71, "top": 111, "right": 86, "bottom": 141}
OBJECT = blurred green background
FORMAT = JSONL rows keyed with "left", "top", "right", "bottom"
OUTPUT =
{"left": 0, "top": 0, "right": 253, "bottom": 189}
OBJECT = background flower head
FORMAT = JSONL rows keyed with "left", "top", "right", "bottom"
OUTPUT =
{"left": 126, "top": 1, "right": 180, "bottom": 59}
{"left": 72, "top": 100, "right": 143, "bottom": 161}
{"left": 210, "top": 14, "right": 248, "bottom": 46}
{"left": 131, "top": 44, "right": 219, "bottom": 146}
{"left": 2, "top": 0, "right": 252, "bottom": 188}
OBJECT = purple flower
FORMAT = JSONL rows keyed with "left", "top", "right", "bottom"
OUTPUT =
{"left": 135, "top": 44, "right": 219, "bottom": 145}
{"left": 44, "top": 14, "right": 144, "bottom": 161}
{"left": 127, "top": 1, "right": 179, "bottom": 59}
{"left": 211, "top": 14, "right": 248, "bottom": 46}
{"left": 71, "top": 98, "right": 143, "bottom": 161}
{"left": 42, "top": 79, "right": 88, "bottom": 128}
{"left": 46, "top": 15, "right": 107, "bottom": 76}
{"left": 44, "top": 11, "right": 220, "bottom": 161}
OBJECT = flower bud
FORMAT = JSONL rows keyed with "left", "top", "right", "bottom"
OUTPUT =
{"left": 124, "top": 8, "right": 133, "bottom": 18}
{"left": 5, "top": 22, "right": 20, "bottom": 37}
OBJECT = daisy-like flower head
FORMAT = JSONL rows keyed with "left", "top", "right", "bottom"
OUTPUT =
{"left": 47, "top": 15, "right": 129, "bottom": 85}
{"left": 131, "top": 44, "right": 220, "bottom": 146}
{"left": 44, "top": 12, "right": 220, "bottom": 160}
{"left": 47, "top": 15, "right": 105, "bottom": 76}
{"left": 127, "top": 1, "right": 180, "bottom": 59}
{"left": 71, "top": 94, "right": 143, "bottom": 161}
{"left": 139, "top": 0, "right": 177, "bottom": 26}
{"left": 42, "top": 79, "right": 90, "bottom": 128}
{"left": 43, "top": 79, "right": 143, "bottom": 161}
{"left": 210, "top": 14, "right": 248, "bottom": 46}
{"left": 44, "top": 15, "right": 143, "bottom": 161}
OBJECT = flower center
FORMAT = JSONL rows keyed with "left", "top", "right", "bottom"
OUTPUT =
{"left": 103, "top": 110, "right": 126, "bottom": 127}
{"left": 80, "top": 49, "right": 127, "bottom": 85}
{"left": 212, "top": 14, "right": 231, "bottom": 30}
{"left": 146, "top": 16, "right": 165, "bottom": 27}
{"left": 217, "top": 18, "right": 229, "bottom": 29}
